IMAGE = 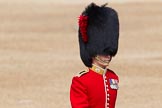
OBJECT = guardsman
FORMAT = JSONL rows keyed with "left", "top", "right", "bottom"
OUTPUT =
{"left": 70, "top": 3, "right": 120, "bottom": 108}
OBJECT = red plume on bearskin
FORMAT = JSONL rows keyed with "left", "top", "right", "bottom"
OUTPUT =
{"left": 78, "top": 15, "right": 88, "bottom": 43}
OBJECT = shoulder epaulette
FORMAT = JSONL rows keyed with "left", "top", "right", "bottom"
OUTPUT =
{"left": 76, "top": 70, "right": 88, "bottom": 77}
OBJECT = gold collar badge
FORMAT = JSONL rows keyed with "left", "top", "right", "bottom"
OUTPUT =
{"left": 90, "top": 64, "right": 107, "bottom": 75}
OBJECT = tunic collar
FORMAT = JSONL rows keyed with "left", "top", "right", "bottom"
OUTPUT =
{"left": 90, "top": 64, "right": 107, "bottom": 75}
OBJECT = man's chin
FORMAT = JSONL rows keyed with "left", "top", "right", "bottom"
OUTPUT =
{"left": 98, "top": 62, "right": 109, "bottom": 67}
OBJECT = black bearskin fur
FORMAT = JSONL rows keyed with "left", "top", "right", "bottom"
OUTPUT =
{"left": 78, "top": 3, "right": 119, "bottom": 67}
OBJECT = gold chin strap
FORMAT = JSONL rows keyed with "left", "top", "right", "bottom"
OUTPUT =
{"left": 90, "top": 64, "right": 107, "bottom": 75}
{"left": 95, "top": 56, "right": 110, "bottom": 66}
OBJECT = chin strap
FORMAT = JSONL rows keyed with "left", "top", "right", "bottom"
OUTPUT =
{"left": 95, "top": 56, "right": 111, "bottom": 66}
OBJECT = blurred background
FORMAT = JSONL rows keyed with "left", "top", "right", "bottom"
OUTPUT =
{"left": 0, "top": 0, "right": 162, "bottom": 108}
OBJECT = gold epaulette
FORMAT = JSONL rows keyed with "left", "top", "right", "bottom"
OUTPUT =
{"left": 76, "top": 69, "right": 88, "bottom": 77}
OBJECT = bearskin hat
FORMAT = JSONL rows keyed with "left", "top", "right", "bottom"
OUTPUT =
{"left": 78, "top": 3, "right": 119, "bottom": 67}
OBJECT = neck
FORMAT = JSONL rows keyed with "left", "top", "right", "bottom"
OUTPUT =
{"left": 93, "top": 62, "right": 107, "bottom": 69}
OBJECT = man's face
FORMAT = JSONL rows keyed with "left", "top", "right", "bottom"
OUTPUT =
{"left": 92, "top": 55, "right": 112, "bottom": 68}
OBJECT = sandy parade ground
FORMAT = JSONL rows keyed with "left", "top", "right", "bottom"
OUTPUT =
{"left": 0, "top": 0, "right": 162, "bottom": 108}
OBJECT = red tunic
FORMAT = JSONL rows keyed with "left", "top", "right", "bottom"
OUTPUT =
{"left": 70, "top": 66, "right": 119, "bottom": 108}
